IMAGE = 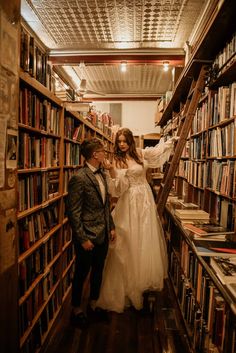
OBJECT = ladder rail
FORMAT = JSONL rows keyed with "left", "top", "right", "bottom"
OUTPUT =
{"left": 156, "top": 65, "right": 208, "bottom": 216}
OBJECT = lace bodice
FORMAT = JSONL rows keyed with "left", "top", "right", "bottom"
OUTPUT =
{"left": 125, "top": 161, "right": 148, "bottom": 186}
{"left": 106, "top": 138, "right": 176, "bottom": 197}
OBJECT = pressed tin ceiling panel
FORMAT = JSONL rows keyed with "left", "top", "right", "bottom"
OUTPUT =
{"left": 21, "top": 0, "right": 210, "bottom": 98}
{"left": 67, "top": 63, "right": 173, "bottom": 97}
{"left": 23, "top": 0, "right": 207, "bottom": 50}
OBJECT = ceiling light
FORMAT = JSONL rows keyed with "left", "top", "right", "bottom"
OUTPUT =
{"left": 120, "top": 61, "right": 127, "bottom": 72}
{"left": 163, "top": 61, "right": 169, "bottom": 72}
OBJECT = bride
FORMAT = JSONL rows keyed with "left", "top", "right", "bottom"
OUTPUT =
{"left": 96, "top": 128, "right": 177, "bottom": 313}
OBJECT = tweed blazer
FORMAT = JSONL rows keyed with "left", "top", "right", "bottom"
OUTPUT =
{"left": 66, "top": 165, "right": 115, "bottom": 245}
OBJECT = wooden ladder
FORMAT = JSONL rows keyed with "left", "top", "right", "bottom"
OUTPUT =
{"left": 156, "top": 64, "right": 208, "bottom": 217}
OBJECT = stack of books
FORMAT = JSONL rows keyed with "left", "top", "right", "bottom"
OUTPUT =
{"left": 174, "top": 209, "right": 210, "bottom": 224}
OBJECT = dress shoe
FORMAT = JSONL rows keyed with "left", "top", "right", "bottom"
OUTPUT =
{"left": 70, "top": 311, "right": 89, "bottom": 329}
{"left": 87, "top": 305, "right": 110, "bottom": 322}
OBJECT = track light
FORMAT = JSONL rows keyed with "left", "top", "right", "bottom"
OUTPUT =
{"left": 120, "top": 61, "right": 127, "bottom": 72}
{"left": 163, "top": 61, "right": 169, "bottom": 72}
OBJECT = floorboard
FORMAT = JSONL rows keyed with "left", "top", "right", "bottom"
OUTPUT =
{"left": 43, "top": 279, "right": 191, "bottom": 353}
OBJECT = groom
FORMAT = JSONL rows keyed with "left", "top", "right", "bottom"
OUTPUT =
{"left": 66, "top": 138, "right": 116, "bottom": 329}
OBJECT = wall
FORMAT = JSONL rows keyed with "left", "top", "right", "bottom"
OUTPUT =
{"left": 95, "top": 100, "right": 160, "bottom": 135}
{"left": 0, "top": 2, "right": 20, "bottom": 352}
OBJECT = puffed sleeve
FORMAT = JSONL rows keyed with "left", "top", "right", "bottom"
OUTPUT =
{"left": 141, "top": 137, "right": 177, "bottom": 168}
{"left": 105, "top": 169, "right": 129, "bottom": 197}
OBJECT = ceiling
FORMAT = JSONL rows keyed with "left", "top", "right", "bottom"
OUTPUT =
{"left": 21, "top": 0, "right": 213, "bottom": 100}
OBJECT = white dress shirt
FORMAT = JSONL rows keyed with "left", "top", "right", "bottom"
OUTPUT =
{"left": 86, "top": 162, "right": 106, "bottom": 204}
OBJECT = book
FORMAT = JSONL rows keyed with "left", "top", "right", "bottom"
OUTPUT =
{"left": 192, "top": 239, "right": 236, "bottom": 256}
{"left": 183, "top": 223, "right": 234, "bottom": 236}
{"left": 175, "top": 209, "right": 209, "bottom": 219}
{"left": 174, "top": 209, "right": 210, "bottom": 223}
{"left": 172, "top": 201, "right": 199, "bottom": 210}
{"left": 72, "top": 125, "right": 83, "bottom": 141}
{"left": 210, "top": 256, "right": 236, "bottom": 284}
{"left": 193, "top": 234, "right": 227, "bottom": 241}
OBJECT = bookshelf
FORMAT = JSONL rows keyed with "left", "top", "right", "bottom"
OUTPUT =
{"left": 17, "top": 26, "right": 114, "bottom": 353}
{"left": 18, "top": 69, "right": 68, "bottom": 353}
{"left": 158, "top": 1, "right": 236, "bottom": 352}
{"left": 164, "top": 207, "right": 236, "bottom": 353}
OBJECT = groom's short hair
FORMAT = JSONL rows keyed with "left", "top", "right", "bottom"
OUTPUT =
{"left": 80, "top": 138, "right": 104, "bottom": 160}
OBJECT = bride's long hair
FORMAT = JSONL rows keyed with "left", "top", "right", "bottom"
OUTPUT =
{"left": 114, "top": 128, "right": 143, "bottom": 168}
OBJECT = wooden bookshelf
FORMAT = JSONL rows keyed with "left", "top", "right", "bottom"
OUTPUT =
{"left": 164, "top": 205, "right": 236, "bottom": 353}
{"left": 17, "top": 26, "right": 114, "bottom": 353}
{"left": 158, "top": 2, "right": 236, "bottom": 353}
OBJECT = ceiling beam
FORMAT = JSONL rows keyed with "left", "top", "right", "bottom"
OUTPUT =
{"left": 49, "top": 54, "right": 185, "bottom": 66}
{"left": 82, "top": 96, "right": 160, "bottom": 101}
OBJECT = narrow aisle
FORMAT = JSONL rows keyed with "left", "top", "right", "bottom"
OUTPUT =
{"left": 44, "top": 279, "right": 191, "bottom": 353}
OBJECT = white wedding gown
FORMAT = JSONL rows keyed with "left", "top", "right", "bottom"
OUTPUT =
{"left": 96, "top": 139, "right": 175, "bottom": 313}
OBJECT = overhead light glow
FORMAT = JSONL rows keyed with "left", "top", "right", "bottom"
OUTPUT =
{"left": 163, "top": 61, "right": 169, "bottom": 72}
{"left": 120, "top": 61, "right": 127, "bottom": 72}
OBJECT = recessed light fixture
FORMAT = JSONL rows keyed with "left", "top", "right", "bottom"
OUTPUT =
{"left": 120, "top": 61, "right": 127, "bottom": 72}
{"left": 163, "top": 61, "right": 169, "bottom": 72}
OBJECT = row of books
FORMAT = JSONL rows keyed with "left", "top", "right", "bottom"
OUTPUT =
{"left": 19, "top": 259, "right": 60, "bottom": 336}
{"left": 64, "top": 117, "right": 84, "bottom": 141}
{"left": 61, "top": 245, "right": 74, "bottom": 274}
{"left": 20, "top": 26, "right": 53, "bottom": 89}
{"left": 63, "top": 169, "right": 78, "bottom": 193}
{"left": 62, "top": 222, "right": 72, "bottom": 245}
{"left": 191, "top": 82, "right": 236, "bottom": 135}
{"left": 18, "top": 133, "right": 60, "bottom": 169}
{"left": 179, "top": 159, "right": 236, "bottom": 199}
{"left": 208, "top": 122, "right": 235, "bottom": 158}
{"left": 18, "top": 171, "right": 60, "bottom": 212}
{"left": 192, "top": 99, "right": 208, "bottom": 134}
{"left": 20, "top": 251, "right": 74, "bottom": 352}
{"left": 19, "top": 231, "right": 60, "bottom": 297}
{"left": 189, "top": 120, "right": 235, "bottom": 159}
{"left": 20, "top": 289, "right": 61, "bottom": 352}
{"left": 86, "top": 110, "right": 113, "bottom": 129}
{"left": 189, "top": 133, "right": 207, "bottom": 159}
{"left": 19, "top": 88, "right": 60, "bottom": 134}
{"left": 18, "top": 202, "right": 59, "bottom": 254}
{"left": 212, "top": 30, "right": 236, "bottom": 72}
{"left": 64, "top": 142, "right": 81, "bottom": 166}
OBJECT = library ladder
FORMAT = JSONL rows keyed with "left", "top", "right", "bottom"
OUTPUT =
{"left": 156, "top": 64, "right": 209, "bottom": 216}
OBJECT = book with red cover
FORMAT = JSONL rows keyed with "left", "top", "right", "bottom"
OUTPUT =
{"left": 192, "top": 239, "right": 236, "bottom": 256}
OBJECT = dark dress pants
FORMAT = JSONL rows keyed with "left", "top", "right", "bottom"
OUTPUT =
{"left": 72, "top": 237, "right": 109, "bottom": 308}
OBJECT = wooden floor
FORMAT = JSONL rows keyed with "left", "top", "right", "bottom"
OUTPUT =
{"left": 43, "top": 279, "right": 192, "bottom": 353}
